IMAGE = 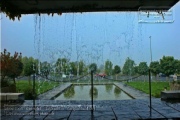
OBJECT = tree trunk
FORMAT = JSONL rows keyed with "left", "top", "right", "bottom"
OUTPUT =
{"left": 13, "top": 77, "right": 16, "bottom": 84}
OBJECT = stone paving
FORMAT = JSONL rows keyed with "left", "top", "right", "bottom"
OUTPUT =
{"left": 1, "top": 99, "right": 180, "bottom": 120}
{"left": 37, "top": 83, "right": 72, "bottom": 100}
{"left": 1, "top": 82, "right": 180, "bottom": 120}
{"left": 114, "top": 82, "right": 151, "bottom": 99}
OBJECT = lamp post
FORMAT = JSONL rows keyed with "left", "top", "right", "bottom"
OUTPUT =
{"left": 149, "top": 36, "right": 152, "bottom": 62}
{"left": 149, "top": 36, "right": 152, "bottom": 118}
{"left": 33, "top": 63, "right": 36, "bottom": 119}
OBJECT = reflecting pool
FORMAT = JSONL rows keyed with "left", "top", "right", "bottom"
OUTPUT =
{"left": 55, "top": 84, "right": 133, "bottom": 100}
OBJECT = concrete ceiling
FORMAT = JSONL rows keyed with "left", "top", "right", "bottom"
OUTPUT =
{"left": 2, "top": 0, "right": 179, "bottom": 14}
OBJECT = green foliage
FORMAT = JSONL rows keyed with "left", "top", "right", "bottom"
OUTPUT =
{"left": 160, "top": 56, "right": 177, "bottom": 76}
{"left": 134, "top": 66, "right": 139, "bottom": 75}
{"left": 69, "top": 62, "right": 77, "bottom": 75}
{"left": 22, "top": 57, "right": 38, "bottom": 76}
{"left": 40, "top": 61, "right": 52, "bottom": 78}
{"left": 150, "top": 61, "right": 161, "bottom": 76}
{"left": 114, "top": 86, "right": 121, "bottom": 97}
{"left": 174, "top": 60, "right": 180, "bottom": 74}
{"left": 89, "top": 87, "right": 98, "bottom": 99}
{"left": 24, "top": 87, "right": 37, "bottom": 100}
{"left": 105, "top": 84, "right": 113, "bottom": 93}
{"left": 126, "top": 81, "right": 170, "bottom": 98}
{"left": 79, "top": 60, "right": 87, "bottom": 75}
{"left": 89, "top": 63, "right": 97, "bottom": 72}
{"left": 138, "top": 62, "right": 149, "bottom": 75}
{"left": 16, "top": 80, "right": 60, "bottom": 99}
{"left": 64, "top": 85, "right": 75, "bottom": 98}
{"left": 113, "top": 65, "right": 121, "bottom": 75}
{"left": 122, "top": 57, "right": 135, "bottom": 75}
{"left": 55, "top": 58, "right": 69, "bottom": 75}
{"left": 105, "top": 60, "right": 113, "bottom": 76}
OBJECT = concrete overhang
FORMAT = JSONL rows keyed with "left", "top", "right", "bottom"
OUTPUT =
{"left": 2, "top": 0, "right": 180, "bottom": 13}
{"left": 1, "top": 0, "right": 179, "bottom": 20}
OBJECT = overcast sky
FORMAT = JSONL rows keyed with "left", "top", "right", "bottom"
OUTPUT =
{"left": 1, "top": 2, "right": 180, "bottom": 68}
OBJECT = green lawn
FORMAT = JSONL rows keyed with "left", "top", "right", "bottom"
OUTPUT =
{"left": 16, "top": 80, "right": 60, "bottom": 95}
{"left": 126, "top": 81, "right": 170, "bottom": 97}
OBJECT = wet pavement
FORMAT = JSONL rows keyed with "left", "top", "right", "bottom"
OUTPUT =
{"left": 1, "top": 82, "right": 180, "bottom": 120}
{"left": 1, "top": 99, "right": 180, "bottom": 120}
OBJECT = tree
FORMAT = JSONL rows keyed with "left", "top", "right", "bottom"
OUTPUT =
{"left": 22, "top": 57, "right": 38, "bottom": 85}
{"left": 79, "top": 60, "right": 85, "bottom": 75}
{"left": 69, "top": 62, "right": 77, "bottom": 75}
{"left": 113, "top": 65, "right": 121, "bottom": 80}
{"left": 89, "top": 63, "right": 97, "bottom": 72}
{"left": 150, "top": 61, "right": 161, "bottom": 76}
{"left": 134, "top": 66, "right": 139, "bottom": 75}
{"left": 40, "top": 61, "right": 52, "bottom": 79}
{"left": 105, "top": 60, "right": 113, "bottom": 76}
{"left": 160, "top": 56, "right": 176, "bottom": 77}
{"left": 138, "top": 62, "right": 149, "bottom": 75}
{"left": 8, "top": 58, "right": 23, "bottom": 83}
{"left": 0, "top": 49, "right": 23, "bottom": 84}
{"left": 122, "top": 57, "right": 135, "bottom": 75}
{"left": 55, "top": 58, "right": 69, "bottom": 75}
{"left": 55, "top": 58, "right": 62, "bottom": 75}
{"left": 174, "top": 59, "right": 180, "bottom": 74}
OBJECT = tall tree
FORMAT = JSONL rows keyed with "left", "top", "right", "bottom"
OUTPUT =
{"left": 0, "top": 49, "right": 23, "bottom": 84}
{"left": 69, "top": 62, "right": 77, "bottom": 75}
{"left": 134, "top": 66, "right": 139, "bottom": 75}
{"left": 61, "top": 58, "right": 69, "bottom": 74}
{"left": 150, "top": 61, "right": 161, "bottom": 76}
{"left": 40, "top": 61, "right": 52, "bottom": 79}
{"left": 8, "top": 57, "right": 23, "bottom": 83}
{"left": 89, "top": 63, "right": 97, "bottom": 72}
{"left": 175, "top": 60, "right": 180, "bottom": 74}
{"left": 22, "top": 57, "right": 38, "bottom": 85}
{"left": 160, "top": 56, "right": 176, "bottom": 77}
{"left": 113, "top": 65, "right": 121, "bottom": 80}
{"left": 122, "top": 57, "right": 135, "bottom": 75}
{"left": 105, "top": 60, "right": 113, "bottom": 76}
{"left": 79, "top": 60, "right": 87, "bottom": 75}
{"left": 138, "top": 62, "right": 149, "bottom": 75}
{"left": 55, "top": 58, "right": 62, "bottom": 74}
{"left": 55, "top": 58, "right": 69, "bottom": 75}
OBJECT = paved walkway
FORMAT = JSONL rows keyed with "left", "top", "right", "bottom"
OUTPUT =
{"left": 1, "top": 99, "right": 180, "bottom": 119}
{"left": 114, "top": 82, "right": 151, "bottom": 99}
{"left": 1, "top": 82, "right": 180, "bottom": 119}
{"left": 37, "top": 83, "right": 72, "bottom": 100}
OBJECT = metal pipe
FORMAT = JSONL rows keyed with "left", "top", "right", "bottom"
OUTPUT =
{"left": 91, "top": 70, "right": 94, "bottom": 119}
{"left": 33, "top": 64, "right": 36, "bottom": 119}
{"left": 149, "top": 36, "right": 152, "bottom": 62}
{"left": 149, "top": 69, "right": 152, "bottom": 117}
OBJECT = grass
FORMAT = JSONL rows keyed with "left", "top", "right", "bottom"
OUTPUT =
{"left": 16, "top": 80, "right": 60, "bottom": 95}
{"left": 126, "top": 81, "right": 170, "bottom": 98}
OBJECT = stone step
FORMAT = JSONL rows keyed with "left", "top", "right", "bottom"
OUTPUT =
{"left": 0, "top": 93, "right": 24, "bottom": 102}
{"left": 161, "top": 90, "right": 180, "bottom": 100}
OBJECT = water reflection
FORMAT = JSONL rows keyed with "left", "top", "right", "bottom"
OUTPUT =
{"left": 55, "top": 85, "right": 132, "bottom": 100}
{"left": 89, "top": 87, "right": 98, "bottom": 99}
{"left": 105, "top": 84, "right": 113, "bottom": 93}
{"left": 114, "top": 86, "right": 121, "bottom": 98}
{"left": 80, "top": 84, "right": 84, "bottom": 90}
{"left": 63, "top": 85, "right": 75, "bottom": 99}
